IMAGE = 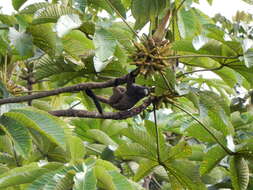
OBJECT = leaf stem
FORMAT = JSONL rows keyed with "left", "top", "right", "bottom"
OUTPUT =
{"left": 153, "top": 103, "right": 161, "bottom": 162}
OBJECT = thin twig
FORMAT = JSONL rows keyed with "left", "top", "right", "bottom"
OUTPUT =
{"left": 153, "top": 103, "right": 160, "bottom": 162}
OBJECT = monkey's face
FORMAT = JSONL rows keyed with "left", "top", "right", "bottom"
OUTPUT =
{"left": 132, "top": 85, "right": 150, "bottom": 99}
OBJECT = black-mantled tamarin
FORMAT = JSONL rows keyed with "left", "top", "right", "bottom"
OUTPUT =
{"left": 85, "top": 72, "right": 149, "bottom": 114}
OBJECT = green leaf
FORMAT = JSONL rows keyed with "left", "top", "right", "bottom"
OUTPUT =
{"left": 0, "top": 152, "right": 16, "bottom": 166}
{"left": 241, "top": 0, "right": 253, "bottom": 5}
{"left": 177, "top": 8, "right": 200, "bottom": 39}
{"left": 20, "top": 2, "right": 49, "bottom": 14}
{"left": 230, "top": 156, "right": 249, "bottom": 190}
{"left": 121, "top": 128, "right": 157, "bottom": 157}
{"left": 0, "top": 162, "right": 60, "bottom": 188}
{"left": 198, "top": 91, "right": 234, "bottom": 136}
{"left": 62, "top": 30, "right": 94, "bottom": 59}
{"left": 8, "top": 28, "right": 33, "bottom": 58}
{"left": 5, "top": 107, "right": 67, "bottom": 149}
{"left": 167, "top": 141, "right": 192, "bottom": 160}
{"left": 200, "top": 145, "right": 227, "bottom": 176}
{"left": 131, "top": 0, "right": 167, "bottom": 29}
{"left": 55, "top": 14, "right": 82, "bottom": 38}
{"left": 87, "top": 0, "right": 126, "bottom": 18}
{"left": 133, "top": 159, "right": 158, "bottom": 181}
{"left": 228, "top": 63, "right": 253, "bottom": 87}
{"left": 86, "top": 129, "right": 118, "bottom": 148}
{"left": 0, "top": 115, "right": 32, "bottom": 159}
{"left": 73, "top": 0, "right": 87, "bottom": 12}
{"left": 12, "top": 0, "right": 28, "bottom": 10}
{"left": 165, "top": 160, "right": 206, "bottom": 190}
{"left": 28, "top": 24, "right": 63, "bottom": 56}
{"left": 93, "top": 28, "right": 117, "bottom": 71}
{"left": 34, "top": 55, "right": 76, "bottom": 80}
{"left": 27, "top": 165, "right": 73, "bottom": 190}
{"left": 68, "top": 136, "right": 86, "bottom": 163}
{"left": 94, "top": 166, "right": 135, "bottom": 190}
{"left": 32, "top": 4, "right": 79, "bottom": 24}
{"left": 0, "top": 14, "right": 17, "bottom": 25}
{"left": 115, "top": 143, "right": 155, "bottom": 160}
{"left": 243, "top": 48, "right": 253, "bottom": 68}
{"left": 73, "top": 168, "right": 97, "bottom": 190}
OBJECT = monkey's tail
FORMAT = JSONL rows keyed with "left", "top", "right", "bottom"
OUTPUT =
{"left": 85, "top": 89, "right": 103, "bottom": 114}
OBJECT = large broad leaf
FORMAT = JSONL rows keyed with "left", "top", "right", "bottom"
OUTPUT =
{"left": 73, "top": 168, "right": 97, "bottom": 190}
{"left": 133, "top": 159, "right": 158, "bottom": 181}
{"left": 5, "top": 107, "right": 67, "bottom": 149}
{"left": 73, "top": 0, "right": 87, "bottom": 13}
{"left": 32, "top": 4, "right": 79, "bottom": 24}
{"left": 12, "top": 0, "right": 28, "bottom": 10}
{"left": 177, "top": 8, "right": 200, "bottom": 39}
{"left": 242, "top": 0, "right": 253, "bottom": 4}
{"left": 165, "top": 160, "right": 206, "bottom": 190}
{"left": 28, "top": 24, "right": 63, "bottom": 56}
{"left": 62, "top": 30, "right": 94, "bottom": 59}
{"left": 34, "top": 55, "right": 77, "bottom": 81}
{"left": 93, "top": 28, "right": 117, "bottom": 72}
{"left": 230, "top": 156, "right": 249, "bottom": 190}
{"left": 121, "top": 127, "right": 157, "bottom": 157}
{"left": 131, "top": 0, "right": 167, "bottom": 29}
{"left": 94, "top": 166, "right": 135, "bottom": 190}
{"left": 0, "top": 152, "right": 16, "bottom": 166}
{"left": 27, "top": 165, "right": 74, "bottom": 190}
{"left": 242, "top": 39, "right": 253, "bottom": 68}
{"left": 0, "top": 14, "right": 17, "bottom": 26}
{"left": 0, "top": 162, "right": 62, "bottom": 188}
{"left": 0, "top": 115, "right": 32, "bottom": 159}
{"left": 115, "top": 142, "right": 155, "bottom": 160}
{"left": 55, "top": 14, "right": 82, "bottom": 38}
{"left": 87, "top": 0, "right": 126, "bottom": 18}
{"left": 228, "top": 62, "right": 253, "bottom": 87}
{"left": 86, "top": 129, "right": 118, "bottom": 148}
{"left": 198, "top": 91, "right": 234, "bottom": 136}
{"left": 68, "top": 136, "right": 86, "bottom": 163}
{"left": 20, "top": 2, "right": 49, "bottom": 14}
{"left": 200, "top": 145, "right": 227, "bottom": 176}
{"left": 144, "top": 120, "right": 170, "bottom": 161}
{"left": 167, "top": 141, "right": 192, "bottom": 161}
{"left": 8, "top": 28, "right": 33, "bottom": 58}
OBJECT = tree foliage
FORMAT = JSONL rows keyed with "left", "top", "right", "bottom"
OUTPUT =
{"left": 0, "top": 0, "right": 253, "bottom": 189}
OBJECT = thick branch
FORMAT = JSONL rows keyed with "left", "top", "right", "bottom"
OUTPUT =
{"left": 0, "top": 73, "right": 130, "bottom": 105}
{"left": 49, "top": 97, "right": 154, "bottom": 120}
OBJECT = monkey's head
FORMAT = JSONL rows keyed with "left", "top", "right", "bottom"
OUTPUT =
{"left": 129, "top": 84, "right": 150, "bottom": 99}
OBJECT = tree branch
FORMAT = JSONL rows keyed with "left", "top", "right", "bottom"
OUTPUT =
{"left": 0, "top": 73, "right": 130, "bottom": 105}
{"left": 150, "top": 54, "right": 241, "bottom": 60}
{"left": 49, "top": 97, "right": 154, "bottom": 120}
